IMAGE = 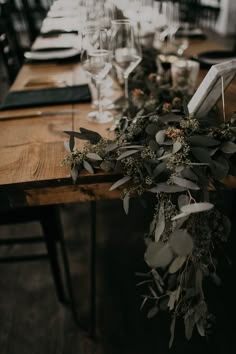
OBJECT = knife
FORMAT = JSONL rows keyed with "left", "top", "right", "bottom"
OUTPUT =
{"left": 0, "top": 109, "right": 80, "bottom": 121}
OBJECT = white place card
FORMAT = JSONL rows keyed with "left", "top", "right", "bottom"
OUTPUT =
{"left": 188, "top": 59, "right": 236, "bottom": 118}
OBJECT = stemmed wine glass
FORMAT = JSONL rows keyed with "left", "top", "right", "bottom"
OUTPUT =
{"left": 80, "top": 27, "right": 113, "bottom": 123}
{"left": 110, "top": 19, "right": 142, "bottom": 108}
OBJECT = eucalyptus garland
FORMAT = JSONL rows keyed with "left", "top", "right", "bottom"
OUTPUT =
{"left": 62, "top": 52, "right": 236, "bottom": 347}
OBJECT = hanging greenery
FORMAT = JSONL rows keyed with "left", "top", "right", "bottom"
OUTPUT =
{"left": 61, "top": 49, "right": 236, "bottom": 347}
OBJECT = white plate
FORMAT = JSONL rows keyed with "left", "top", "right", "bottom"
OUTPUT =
{"left": 32, "top": 33, "right": 79, "bottom": 51}
{"left": 24, "top": 48, "right": 80, "bottom": 61}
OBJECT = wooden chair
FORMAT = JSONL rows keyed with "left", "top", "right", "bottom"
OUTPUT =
{"left": 0, "top": 204, "right": 78, "bottom": 323}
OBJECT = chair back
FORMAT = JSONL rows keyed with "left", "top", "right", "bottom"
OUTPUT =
{"left": 20, "top": 0, "right": 49, "bottom": 43}
{"left": 0, "top": 20, "right": 21, "bottom": 84}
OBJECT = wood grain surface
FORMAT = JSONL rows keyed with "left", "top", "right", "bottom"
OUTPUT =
{"left": 0, "top": 38, "right": 235, "bottom": 207}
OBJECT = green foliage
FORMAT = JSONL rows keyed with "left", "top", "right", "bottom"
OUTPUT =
{"left": 62, "top": 61, "right": 236, "bottom": 347}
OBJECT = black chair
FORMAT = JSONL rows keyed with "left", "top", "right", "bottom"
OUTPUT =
{"left": 178, "top": 0, "right": 221, "bottom": 28}
{"left": 0, "top": 204, "right": 78, "bottom": 323}
{"left": 0, "top": 0, "right": 25, "bottom": 62}
{"left": 0, "top": 23, "right": 21, "bottom": 84}
{"left": 20, "top": 0, "right": 49, "bottom": 44}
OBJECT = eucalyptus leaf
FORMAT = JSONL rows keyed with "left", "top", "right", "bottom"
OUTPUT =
{"left": 195, "top": 268, "right": 204, "bottom": 299}
{"left": 171, "top": 212, "right": 190, "bottom": 221}
{"left": 191, "top": 147, "right": 212, "bottom": 165}
{"left": 64, "top": 129, "right": 102, "bottom": 144}
{"left": 175, "top": 214, "right": 190, "bottom": 228}
{"left": 184, "top": 310, "right": 195, "bottom": 340}
{"left": 172, "top": 141, "right": 182, "bottom": 154}
{"left": 120, "top": 145, "right": 144, "bottom": 149}
{"left": 145, "top": 241, "right": 173, "bottom": 268}
{"left": 181, "top": 202, "right": 214, "bottom": 214}
{"left": 155, "top": 130, "right": 166, "bottom": 144}
{"left": 153, "top": 162, "right": 166, "bottom": 177}
{"left": 181, "top": 168, "right": 198, "bottom": 181}
{"left": 155, "top": 205, "right": 165, "bottom": 242}
{"left": 86, "top": 152, "right": 103, "bottom": 161}
{"left": 123, "top": 193, "right": 130, "bottom": 215}
{"left": 149, "top": 218, "right": 156, "bottom": 234}
{"left": 210, "top": 272, "right": 222, "bottom": 286}
{"left": 209, "top": 147, "right": 219, "bottom": 157}
{"left": 83, "top": 160, "right": 94, "bottom": 174}
{"left": 71, "top": 165, "right": 79, "bottom": 182}
{"left": 64, "top": 140, "right": 71, "bottom": 153}
{"left": 220, "top": 141, "right": 236, "bottom": 153}
{"left": 117, "top": 149, "right": 139, "bottom": 160}
{"left": 167, "top": 286, "right": 181, "bottom": 311}
{"left": 167, "top": 291, "right": 176, "bottom": 311}
{"left": 169, "top": 316, "right": 176, "bottom": 349}
{"left": 146, "top": 123, "right": 160, "bottom": 135}
{"left": 196, "top": 320, "right": 205, "bottom": 337}
{"left": 194, "top": 301, "right": 207, "bottom": 324}
{"left": 162, "top": 139, "right": 173, "bottom": 146}
{"left": 100, "top": 161, "right": 113, "bottom": 172}
{"left": 149, "top": 139, "right": 159, "bottom": 151}
{"left": 172, "top": 176, "right": 200, "bottom": 190}
{"left": 105, "top": 142, "right": 118, "bottom": 152}
{"left": 178, "top": 195, "right": 190, "bottom": 210}
{"left": 151, "top": 269, "right": 164, "bottom": 287}
{"left": 188, "top": 135, "right": 220, "bottom": 147}
{"left": 169, "top": 230, "right": 194, "bottom": 256}
{"left": 109, "top": 176, "right": 131, "bottom": 191}
{"left": 222, "top": 215, "right": 231, "bottom": 239}
{"left": 69, "top": 134, "right": 75, "bottom": 152}
{"left": 169, "top": 256, "right": 187, "bottom": 274}
{"left": 158, "top": 153, "right": 172, "bottom": 161}
{"left": 150, "top": 183, "right": 186, "bottom": 193}
{"left": 140, "top": 296, "right": 148, "bottom": 310}
{"left": 147, "top": 306, "right": 159, "bottom": 319}
{"left": 80, "top": 128, "right": 102, "bottom": 143}
{"left": 210, "top": 157, "right": 229, "bottom": 180}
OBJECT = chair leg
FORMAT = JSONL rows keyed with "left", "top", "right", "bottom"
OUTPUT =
{"left": 40, "top": 206, "right": 69, "bottom": 306}
{"left": 90, "top": 201, "right": 96, "bottom": 338}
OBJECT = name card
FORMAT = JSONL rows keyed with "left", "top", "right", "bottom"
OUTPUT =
{"left": 188, "top": 59, "right": 236, "bottom": 118}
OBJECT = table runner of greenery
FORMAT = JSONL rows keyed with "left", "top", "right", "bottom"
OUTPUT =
{"left": 62, "top": 48, "right": 236, "bottom": 347}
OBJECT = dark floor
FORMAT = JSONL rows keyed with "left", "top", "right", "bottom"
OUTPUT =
{"left": 0, "top": 197, "right": 235, "bottom": 354}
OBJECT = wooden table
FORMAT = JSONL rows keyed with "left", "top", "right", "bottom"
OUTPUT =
{"left": 0, "top": 38, "right": 235, "bottom": 209}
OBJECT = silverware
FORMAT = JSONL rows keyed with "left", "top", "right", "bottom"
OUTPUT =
{"left": 0, "top": 109, "right": 80, "bottom": 121}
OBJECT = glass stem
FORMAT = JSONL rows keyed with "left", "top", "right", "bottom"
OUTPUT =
{"left": 124, "top": 75, "right": 129, "bottom": 108}
{"left": 97, "top": 81, "right": 102, "bottom": 117}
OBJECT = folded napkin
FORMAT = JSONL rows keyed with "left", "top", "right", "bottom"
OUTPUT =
{"left": 176, "top": 27, "right": 206, "bottom": 39}
{"left": 0, "top": 85, "right": 91, "bottom": 110}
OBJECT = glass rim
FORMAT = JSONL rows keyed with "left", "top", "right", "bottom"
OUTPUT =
{"left": 111, "top": 19, "right": 132, "bottom": 24}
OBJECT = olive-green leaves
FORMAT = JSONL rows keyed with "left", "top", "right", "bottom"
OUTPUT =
{"left": 187, "top": 135, "right": 219, "bottom": 147}
{"left": 169, "top": 256, "right": 187, "bottom": 274}
{"left": 220, "top": 141, "right": 236, "bottom": 153}
{"left": 169, "top": 230, "right": 194, "bottom": 256}
{"left": 109, "top": 176, "right": 131, "bottom": 191}
{"left": 171, "top": 176, "right": 199, "bottom": 190}
{"left": 86, "top": 152, "right": 103, "bottom": 161}
{"left": 64, "top": 128, "right": 102, "bottom": 144}
{"left": 145, "top": 241, "right": 173, "bottom": 268}
{"left": 61, "top": 62, "right": 236, "bottom": 349}
{"left": 83, "top": 160, "right": 94, "bottom": 174}
{"left": 117, "top": 150, "right": 139, "bottom": 160}
{"left": 181, "top": 202, "right": 213, "bottom": 214}
{"left": 155, "top": 205, "right": 165, "bottom": 242}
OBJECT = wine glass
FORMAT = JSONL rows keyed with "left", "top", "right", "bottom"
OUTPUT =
{"left": 81, "top": 27, "right": 113, "bottom": 123}
{"left": 110, "top": 19, "right": 142, "bottom": 108}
